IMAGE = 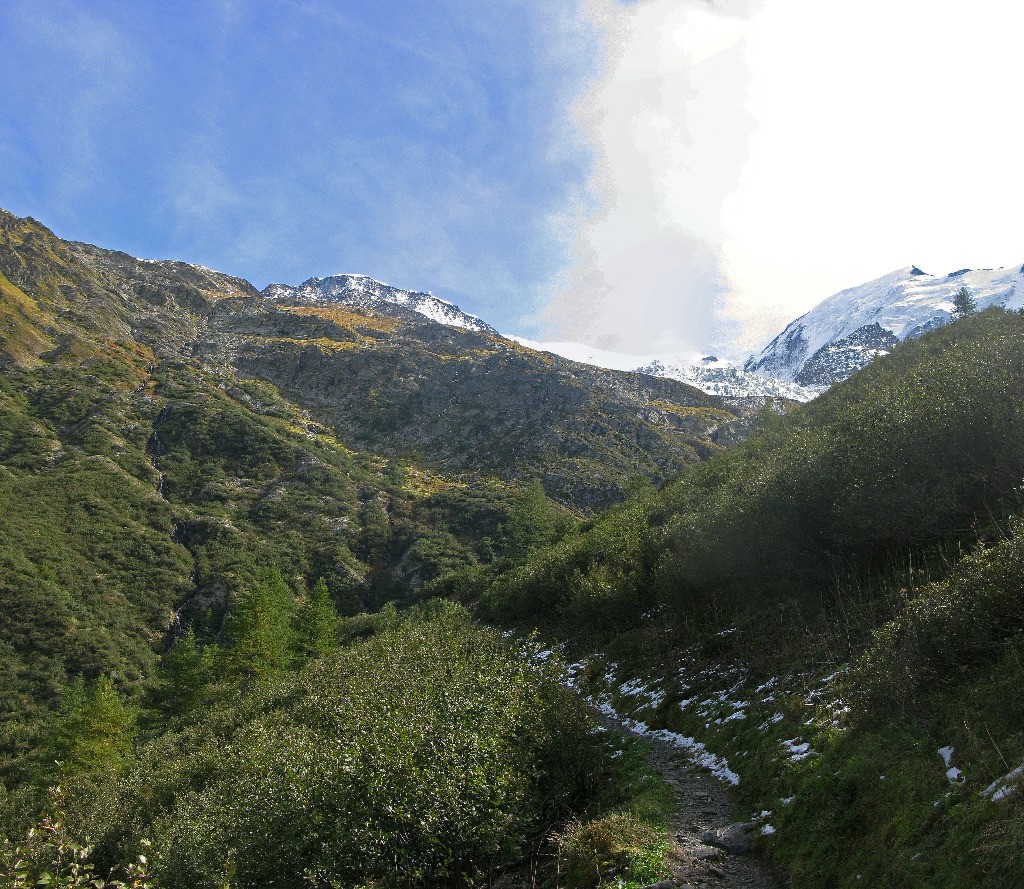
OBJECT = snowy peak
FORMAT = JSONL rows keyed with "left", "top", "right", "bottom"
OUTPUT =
{"left": 507, "top": 336, "right": 816, "bottom": 401}
{"left": 263, "top": 274, "right": 497, "bottom": 334}
{"left": 746, "top": 262, "right": 1024, "bottom": 388}
{"left": 633, "top": 356, "right": 816, "bottom": 401}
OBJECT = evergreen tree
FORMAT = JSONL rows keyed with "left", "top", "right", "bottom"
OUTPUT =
{"left": 45, "top": 675, "right": 135, "bottom": 778}
{"left": 223, "top": 569, "right": 296, "bottom": 678}
{"left": 952, "top": 286, "right": 976, "bottom": 319}
{"left": 504, "top": 480, "right": 575, "bottom": 559}
{"left": 158, "top": 628, "right": 213, "bottom": 715}
{"left": 294, "top": 577, "right": 339, "bottom": 658}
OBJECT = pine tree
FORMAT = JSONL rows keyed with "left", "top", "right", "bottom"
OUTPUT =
{"left": 952, "top": 286, "right": 977, "bottom": 319}
{"left": 158, "top": 628, "right": 213, "bottom": 714}
{"left": 45, "top": 676, "right": 135, "bottom": 777}
{"left": 294, "top": 577, "right": 339, "bottom": 658}
{"left": 223, "top": 568, "right": 297, "bottom": 678}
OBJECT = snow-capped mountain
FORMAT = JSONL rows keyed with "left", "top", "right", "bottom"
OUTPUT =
{"left": 746, "top": 263, "right": 1024, "bottom": 388}
{"left": 508, "top": 337, "right": 815, "bottom": 401}
{"left": 263, "top": 274, "right": 497, "bottom": 334}
{"left": 634, "top": 356, "right": 816, "bottom": 401}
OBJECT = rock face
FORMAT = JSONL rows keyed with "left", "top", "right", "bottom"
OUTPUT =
{"left": 746, "top": 263, "right": 1024, "bottom": 387}
{"left": 0, "top": 210, "right": 775, "bottom": 511}
{"left": 795, "top": 322, "right": 900, "bottom": 388}
{"left": 203, "top": 298, "right": 769, "bottom": 510}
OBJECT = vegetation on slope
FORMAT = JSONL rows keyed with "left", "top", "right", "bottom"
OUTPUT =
{"left": 4, "top": 599, "right": 675, "bottom": 889}
{"left": 0, "top": 210, "right": 576, "bottom": 786}
{"left": 477, "top": 307, "right": 1024, "bottom": 886}
{"left": 0, "top": 209, "right": 694, "bottom": 885}
{"left": 8, "top": 205, "right": 1024, "bottom": 885}
{"left": 65, "top": 604, "right": 600, "bottom": 888}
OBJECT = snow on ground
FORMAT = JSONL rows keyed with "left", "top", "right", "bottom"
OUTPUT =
{"left": 782, "top": 738, "right": 815, "bottom": 763}
{"left": 938, "top": 746, "right": 965, "bottom": 783}
{"left": 982, "top": 764, "right": 1024, "bottom": 802}
{"left": 596, "top": 700, "right": 741, "bottom": 786}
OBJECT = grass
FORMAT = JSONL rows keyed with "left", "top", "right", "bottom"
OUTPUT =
{"left": 553, "top": 733, "right": 674, "bottom": 889}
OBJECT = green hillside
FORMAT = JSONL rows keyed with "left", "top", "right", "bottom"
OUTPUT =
{"left": 477, "top": 307, "right": 1024, "bottom": 886}
{"left": 0, "top": 210, "right": 732, "bottom": 887}
{"left": 3, "top": 205, "right": 1023, "bottom": 886}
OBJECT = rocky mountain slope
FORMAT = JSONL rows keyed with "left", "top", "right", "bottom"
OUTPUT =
{"left": 264, "top": 273, "right": 497, "bottom": 333}
{"left": 746, "top": 263, "right": 1024, "bottom": 387}
{"left": 0, "top": 208, "right": 771, "bottom": 511}
{"left": 206, "top": 301, "right": 770, "bottom": 508}
{"left": 0, "top": 206, "right": 776, "bottom": 762}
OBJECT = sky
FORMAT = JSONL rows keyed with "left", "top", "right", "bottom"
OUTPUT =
{"left": 0, "top": 0, "right": 600, "bottom": 335}
{"left": 2, "top": 1, "right": 1023, "bottom": 358}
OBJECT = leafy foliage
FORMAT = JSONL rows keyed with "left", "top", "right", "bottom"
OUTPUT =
{"left": 71, "top": 605, "right": 602, "bottom": 889}
{"left": 480, "top": 308, "right": 1024, "bottom": 638}
{"left": 1, "top": 789, "right": 156, "bottom": 889}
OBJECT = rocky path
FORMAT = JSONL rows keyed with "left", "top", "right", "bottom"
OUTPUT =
{"left": 638, "top": 731, "right": 780, "bottom": 889}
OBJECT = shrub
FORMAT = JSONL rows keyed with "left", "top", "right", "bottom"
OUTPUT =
{"left": 75, "top": 605, "right": 601, "bottom": 888}
{"left": 555, "top": 813, "right": 668, "bottom": 888}
{"left": 846, "top": 518, "right": 1024, "bottom": 718}
{"left": 0, "top": 788, "right": 155, "bottom": 888}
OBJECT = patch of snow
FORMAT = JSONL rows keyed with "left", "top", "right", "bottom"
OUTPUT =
{"left": 761, "top": 824, "right": 776, "bottom": 836}
{"left": 938, "top": 747, "right": 965, "bottom": 783}
{"left": 595, "top": 696, "right": 740, "bottom": 785}
{"left": 782, "top": 738, "right": 815, "bottom": 762}
{"left": 982, "top": 764, "right": 1024, "bottom": 802}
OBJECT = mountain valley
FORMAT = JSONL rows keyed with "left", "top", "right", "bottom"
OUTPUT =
{"left": 0, "top": 207, "right": 1022, "bottom": 889}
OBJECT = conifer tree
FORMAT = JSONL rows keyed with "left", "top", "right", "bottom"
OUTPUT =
{"left": 159, "top": 628, "right": 212, "bottom": 714}
{"left": 952, "top": 286, "right": 977, "bottom": 319}
{"left": 46, "top": 675, "right": 135, "bottom": 777}
{"left": 294, "top": 577, "right": 339, "bottom": 658}
{"left": 223, "top": 568, "right": 297, "bottom": 678}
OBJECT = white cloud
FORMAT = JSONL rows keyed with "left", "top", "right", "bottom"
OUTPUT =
{"left": 548, "top": 0, "right": 1024, "bottom": 358}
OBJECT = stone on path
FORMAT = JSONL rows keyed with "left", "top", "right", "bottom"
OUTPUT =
{"left": 699, "top": 823, "right": 755, "bottom": 855}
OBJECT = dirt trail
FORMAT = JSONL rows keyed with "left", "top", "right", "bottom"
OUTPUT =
{"left": 638, "top": 731, "right": 780, "bottom": 889}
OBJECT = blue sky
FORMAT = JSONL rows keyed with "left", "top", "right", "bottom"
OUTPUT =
{"left": 7, "top": 2, "right": 1020, "bottom": 356}
{"left": 0, "top": 0, "right": 602, "bottom": 334}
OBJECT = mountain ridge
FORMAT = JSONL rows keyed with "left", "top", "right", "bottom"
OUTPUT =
{"left": 746, "top": 262, "right": 1024, "bottom": 387}
{"left": 263, "top": 273, "right": 497, "bottom": 334}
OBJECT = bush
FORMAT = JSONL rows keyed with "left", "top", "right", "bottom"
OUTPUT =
{"left": 556, "top": 813, "right": 668, "bottom": 888}
{"left": 846, "top": 518, "right": 1024, "bottom": 718}
{"left": 74, "top": 605, "right": 602, "bottom": 888}
{"left": 0, "top": 788, "right": 155, "bottom": 888}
